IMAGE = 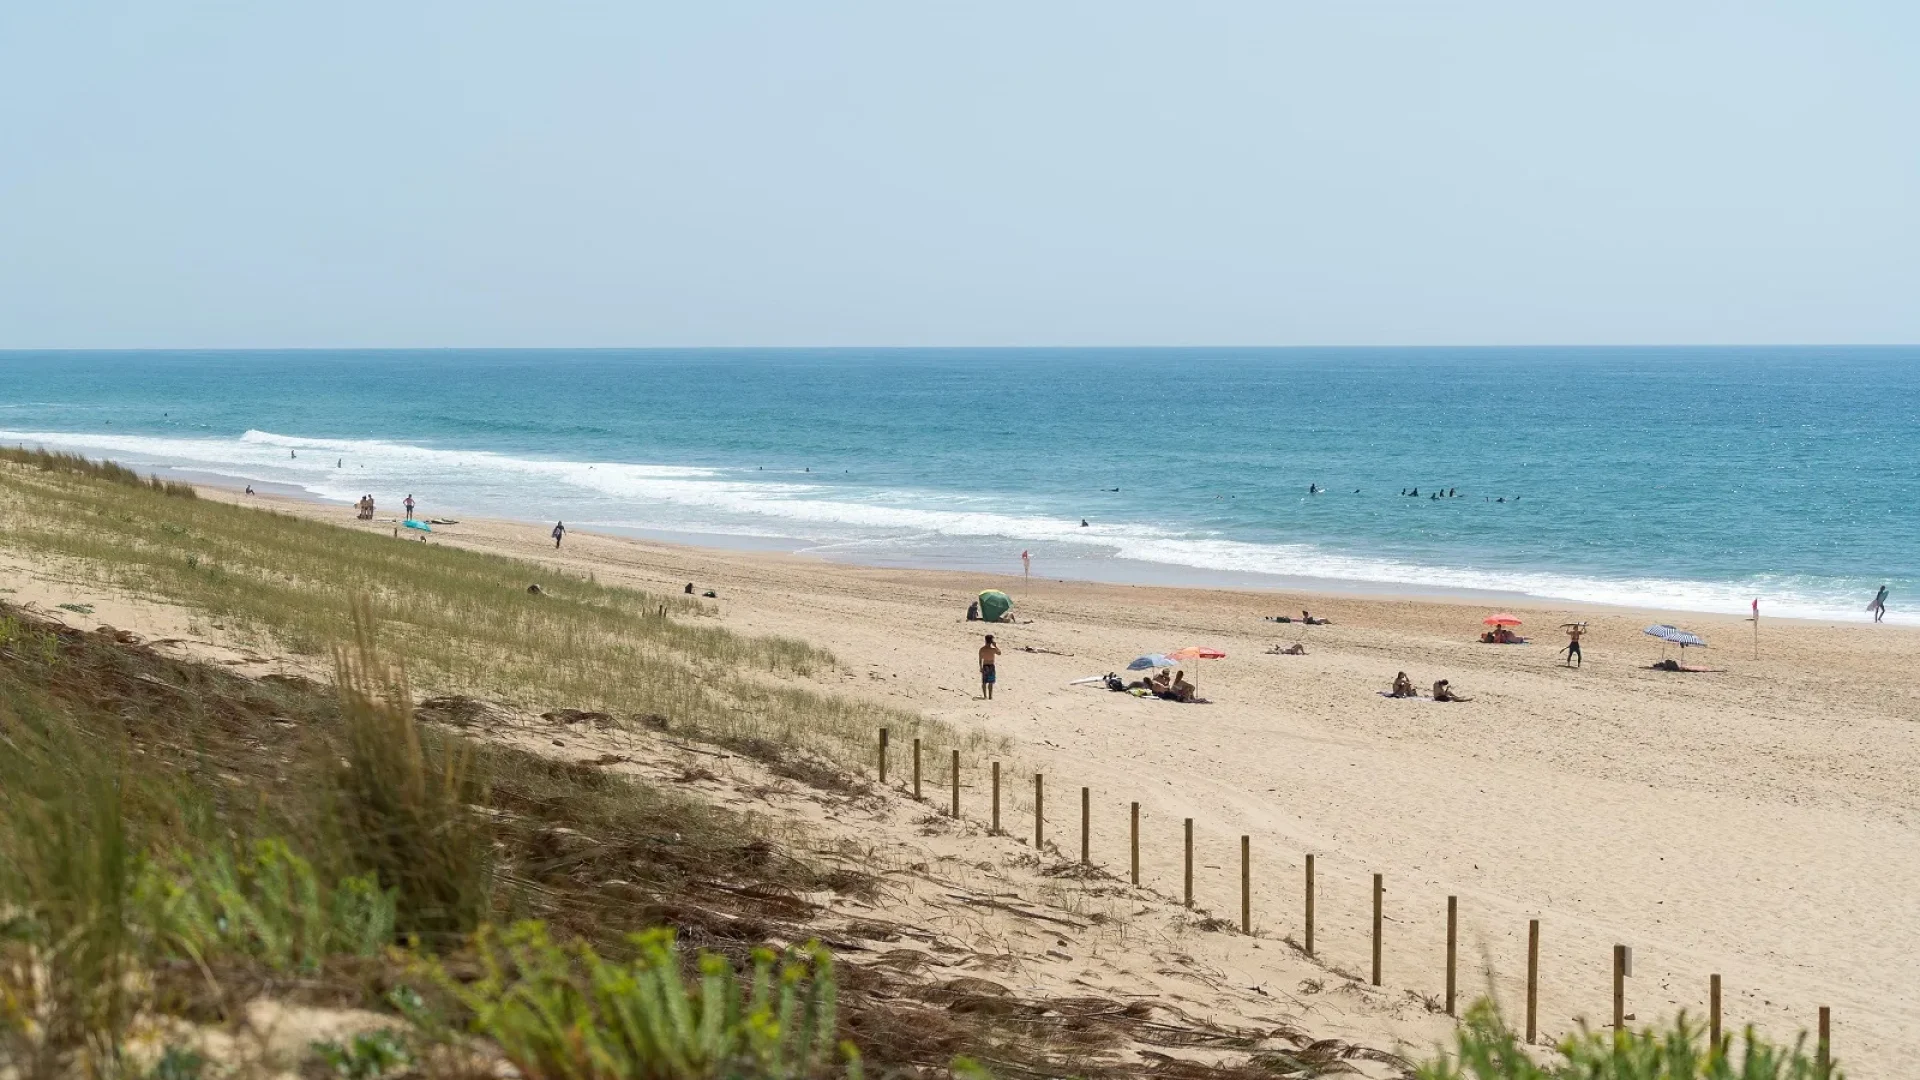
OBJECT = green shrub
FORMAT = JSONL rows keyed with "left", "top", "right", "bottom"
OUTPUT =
{"left": 309, "top": 1028, "right": 412, "bottom": 1079}
{"left": 416, "top": 922, "right": 860, "bottom": 1079}
{"left": 1418, "top": 1001, "right": 1839, "bottom": 1080}
{"left": 133, "top": 838, "right": 396, "bottom": 972}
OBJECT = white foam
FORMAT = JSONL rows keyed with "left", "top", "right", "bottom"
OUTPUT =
{"left": 1, "top": 427, "right": 1902, "bottom": 624}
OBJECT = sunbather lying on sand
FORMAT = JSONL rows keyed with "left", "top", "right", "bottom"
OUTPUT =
{"left": 1389, "top": 671, "right": 1419, "bottom": 698}
{"left": 1432, "top": 679, "right": 1472, "bottom": 702}
{"left": 1267, "top": 643, "right": 1307, "bottom": 655}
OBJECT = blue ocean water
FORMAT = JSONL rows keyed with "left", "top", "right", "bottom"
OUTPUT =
{"left": 1, "top": 347, "right": 1913, "bottom": 622}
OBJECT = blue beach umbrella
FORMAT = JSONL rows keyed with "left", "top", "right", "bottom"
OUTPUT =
{"left": 1127, "top": 654, "right": 1176, "bottom": 671}
{"left": 1643, "top": 624, "right": 1706, "bottom": 648}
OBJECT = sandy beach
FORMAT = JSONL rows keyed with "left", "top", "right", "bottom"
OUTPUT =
{"left": 122, "top": 490, "right": 1901, "bottom": 1069}
{"left": 5, "top": 479, "right": 1914, "bottom": 1072}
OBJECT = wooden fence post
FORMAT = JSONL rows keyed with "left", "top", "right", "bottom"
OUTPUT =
{"left": 1034, "top": 774, "right": 1044, "bottom": 850}
{"left": 1080, "top": 787, "right": 1091, "bottom": 865}
{"left": 950, "top": 749, "right": 960, "bottom": 818}
{"left": 1709, "top": 974, "right": 1721, "bottom": 1053}
{"left": 1445, "top": 895, "right": 1458, "bottom": 1016}
{"left": 1240, "top": 836, "right": 1251, "bottom": 934}
{"left": 1818, "top": 1007, "right": 1831, "bottom": 1078}
{"left": 1129, "top": 802, "right": 1140, "bottom": 885}
{"left": 991, "top": 762, "right": 1000, "bottom": 834}
{"left": 1612, "top": 944, "right": 1627, "bottom": 1032}
{"left": 1183, "top": 819, "right": 1194, "bottom": 908}
{"left": 912, "top": 738, "right": 922, "bottom": 800}
{"left": 1371, "top": 873, "right": 1383, "bottom": 986}
{"left": 878, "top": 728, "right": 888, "bottom": 784}
{"left": 1526, "top": 919, "right": 1539, "bottom": 1044}
{"left": 1304, "top": 854, "right": 1316, "bottom": 956}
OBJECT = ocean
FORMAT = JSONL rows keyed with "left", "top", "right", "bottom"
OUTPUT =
{"left": 1, "top": 347, "right": 1913, "bottom": 623}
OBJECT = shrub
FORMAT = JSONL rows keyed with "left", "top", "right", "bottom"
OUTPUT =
{"left": 415, "top": 922, "right": 860, "bottom": 1079}
{"left": 1418, "top": 1001, "right": 1840, "bottom": 1080}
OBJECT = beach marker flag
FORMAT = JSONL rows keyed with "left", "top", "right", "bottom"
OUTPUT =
{"left": 1752, "top": 598, "right": 1760, "bottom": 658}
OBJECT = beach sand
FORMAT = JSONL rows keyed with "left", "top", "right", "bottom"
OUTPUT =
{"left": 18, "top": 488, "right": 1920, "bottom": 1073}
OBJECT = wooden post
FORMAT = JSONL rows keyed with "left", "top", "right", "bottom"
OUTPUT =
{"left": 950, "top": 749, "right": 960, "bottom": 818}
{"left": 1445, "top": 895, "right": 1458, "bottom": 1016}
{"left": 1034, "top": 774, "right": 1044, "bottom": 850}
{"left": 1612, "top": 944, "right": 1627, "bottom": 1032}
{"left": 878, "top": 728, "right": 888, "bottom": 784}
{"left": 912, "top": 738, "right": 922, "bottom": 800}
{"left": 1129, "top": 802, "right": 1140, "bottom": 885}
{"left": 991, "top": 762, "right": 1000, "bottom": 833}
{"left": 1240, "top": 836, "right": 1251, "bottom": 934}
{"left": 1080, "top": 787, "right": 1091, "bottom": 865}
{"left": 1183, "top": 819, "right": 1194, "bottom": 908}
{"left": 1526, "top": 919, "right": 1540, "bottom": 1044}
{"left": 1709, "top": 974, "right": 1721, "bottom": 1053}
{"left": 1304, "top": 854, "right": 1316, "bottom": 956}
{"left": 1818, "top": 1007, "right": 1831, "bottom": 1078}
{"left": 1371, "top": 873, "right": 1383, "bottom": 986}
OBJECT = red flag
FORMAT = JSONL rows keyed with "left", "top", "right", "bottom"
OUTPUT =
{"left": 1752, "top": 598, "right": 1759, "bottom": 617}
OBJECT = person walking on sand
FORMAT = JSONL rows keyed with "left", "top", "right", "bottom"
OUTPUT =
{"left": 1563, "top": 623, "right": 1585, "bottom": 668}
{"left": 978, "top": 634, "right": 1001, "bottom": 700}
{"left": 551, "top": 521, "right": 566, "bottom": 549}
{"left": 1870, "top": 584, "right": 1889, "bottom": 622}
{"left": 1021, "top": 549, "right": 1031, "bottom": 577}
{"left": 404, "top": 494, "right": 415, "bottom": 519}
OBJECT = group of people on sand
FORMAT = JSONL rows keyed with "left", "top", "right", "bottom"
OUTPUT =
{"left": 1266, "top": 610, "right": 1330, "bottom": 625}
{"left": 1102, "top": 667, "right": 1197, "bottom": 702}
{"left": 355, "top": 495, "right": 376, "bottom": 520}
{"left": 1388, "top": 671, "right": 1472, "bottom": 702}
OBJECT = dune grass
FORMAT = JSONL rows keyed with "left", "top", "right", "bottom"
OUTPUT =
{"left": 0, "top": 455, "right": 966, "bottom": 774}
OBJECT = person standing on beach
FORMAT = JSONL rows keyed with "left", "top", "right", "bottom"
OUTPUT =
{"left": 978, "top": 634, "right": 1001, "bottom": 700}
{"left": 404, "top": 494, "right": 415, "bottom": 519}
{"left": 1870, "top": 584, "right": 1889, "bottom": 622}
{"left": 551, "top": 521, "right": 565, "bottom": 549}
{"left": 1021, "top": 550, "right": 1031, "bottom": 576}
{"left": 1563, "top": 624, "right": 1585, "bottom": 668}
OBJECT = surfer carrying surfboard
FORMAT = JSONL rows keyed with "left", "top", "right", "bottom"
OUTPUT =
{"left": 552, "top": 521, "right": 566, "bottom": 549}
{"left": 1870, "top": 584, "right": 1889, "bottom": 623}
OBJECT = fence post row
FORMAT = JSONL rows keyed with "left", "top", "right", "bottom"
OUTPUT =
{"left": 870, "top": 731, "right": 1823, "bottom": 1060}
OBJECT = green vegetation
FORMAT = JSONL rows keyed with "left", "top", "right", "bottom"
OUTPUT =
{"left": 415, "top": 923, "right": 862, "bottom": 1079}
{"left": 1417, "top": 1002, "right": 1840, "bottom": 1080}
{"left": 0, "top": 452, "right": 977, "bottom": 776}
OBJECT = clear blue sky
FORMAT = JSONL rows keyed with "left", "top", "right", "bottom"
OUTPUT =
{"left": 2, "top": 2, "right": 1915, "bottom": 348}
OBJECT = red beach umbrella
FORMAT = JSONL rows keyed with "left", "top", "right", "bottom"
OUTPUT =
{"left": 1482, "top": 613, "right": 1523, "bottom": 627}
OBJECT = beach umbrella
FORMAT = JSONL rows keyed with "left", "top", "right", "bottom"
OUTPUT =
{"left": 1168, "top": 645, "right": 1226, "bottom": 693}
{"left": 1643, "top": 624, "right": 1706, "bottom": 647}
{"left": 1643, "top": 624, "right": 1706, "bottom": 660}
{"left": 1482, "top": 613, "right": 1523, "bottom": 626}
{"left": 1127, "top": 654, "right": 1177, "bottom": 671}
{"left": 977, "top": 590, "right": 1013, "bottom": 623}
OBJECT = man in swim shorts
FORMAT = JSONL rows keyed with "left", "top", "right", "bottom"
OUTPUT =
{"left": 1564, "top": 624, "right": 1584, "bottom": 668}
{"left": 979, "top": 634, "right": 1001, "bottom": 700}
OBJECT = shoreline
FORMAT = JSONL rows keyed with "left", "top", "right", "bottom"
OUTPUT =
{"left": 193, "top": 469, "right": 1900, "bottom": 632}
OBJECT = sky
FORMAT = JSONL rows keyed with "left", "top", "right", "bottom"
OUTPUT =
{"left": 1, "top": 2, "right": 1916, "bottom": 348}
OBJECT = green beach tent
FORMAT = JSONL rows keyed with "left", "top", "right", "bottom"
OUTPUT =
{"left": 978, "top": 590, "right": 1013, "bottom": 623}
